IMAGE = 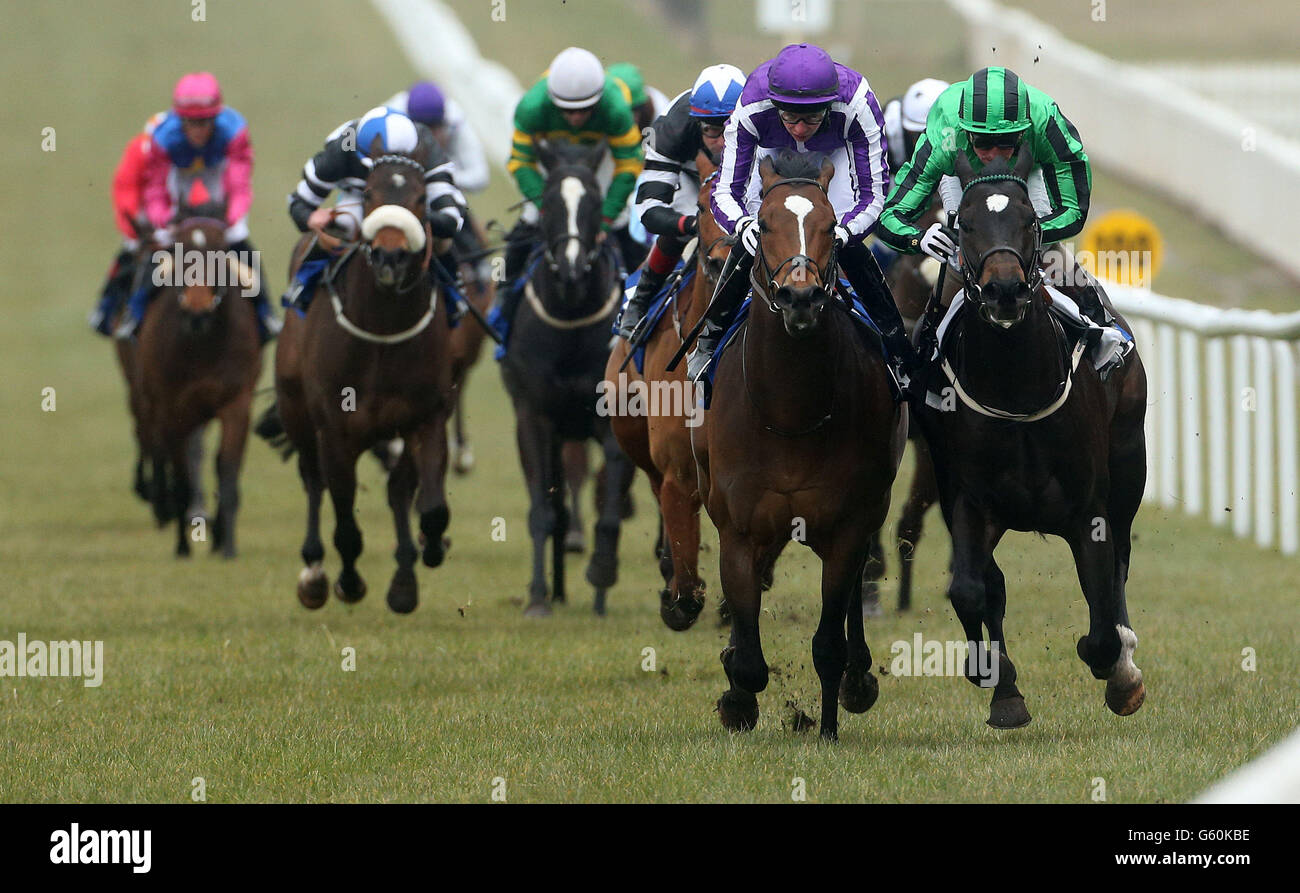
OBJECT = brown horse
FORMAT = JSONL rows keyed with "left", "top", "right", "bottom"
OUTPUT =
{"left": 607, "top": 151, "right": 731, "bottom": 630}
{"left": 693, "top": 151, "right": 907, "bottom": 739}
{"left": 274, "top": 137, "right": 455, "bottom": 613}
{"left": 914, "top": 148, "right": 1148, "bottom": 728}
{"left": 136, "top": 215, "right": 261, "bottom": 557}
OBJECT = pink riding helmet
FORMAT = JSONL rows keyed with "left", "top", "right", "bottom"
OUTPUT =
{"left": 172, "top": 72, "right": 223, "bottom": 119}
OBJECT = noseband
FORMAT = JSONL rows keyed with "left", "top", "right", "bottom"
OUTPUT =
{"left": 754, "top": 177, "right": 838, "bottom": 312}
{"left": 360, "top": 154, "right": 431, "bottom": 295}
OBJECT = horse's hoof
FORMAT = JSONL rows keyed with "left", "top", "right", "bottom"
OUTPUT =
{"left": 716, "top": 689, "right": 759, "bottom": 732}
{"left": 386, "top": 570, "right": 418, "bottom": 614}
{"left": 334, "top": 573, "right": 367, "bottom": 604}
{"left": 620, "top": 492, "right": 635, "bottom": 520}
{"left": 421, "top": 535, "right": 449, "bottom": 569}
{"left": 523, "top": 601, "right": 552, "bottom": 618}
{"left": 585, "top": 554, "right": 617, "bottom": 589}
{"left": 453, "top": 445, "right": 475, "bottom": 476}
{"left": 839, "top": 666, "right": 880, "bottom": 714}
{"left": 593, "top": 590, "right": 607, "bottom": 617}
{"left": 297, "top": 564, "right": 329, "bottom": 610}
{"left": 659, "top": 590, "right": 704, "bottom": 632}
{"left": 1105, "top": 679, "right": 1145, "bottom": 716}
{"left": 987, "top": 695, "right": 1032, "bottom": 729}
{"left": 819, "top": 725, "right": 839, "bottom": 742}
{"left": 564, "top": 529, "right": 586, "bottom": 553}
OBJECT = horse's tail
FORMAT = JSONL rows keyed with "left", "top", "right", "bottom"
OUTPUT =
{"left": 254, "top": 401, "right": 296, "bottom": 460}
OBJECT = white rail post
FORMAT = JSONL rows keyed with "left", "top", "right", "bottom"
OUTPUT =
{"left": 1179, "top": 330, "right": 1203, "bottom": 515}
{"left": 1252, "top": 337, "right": 1275, "bottom": 548}
{"left": 1274, "top": 341, "right": 1298, "bottom": 554}
{"left": 1134, "top": 319, "right": 1158, "bottom": 503}
{"left": 1158, "top": 324, "right": 1179, "bottom": 508}
{"left": 1206, "top": 338, "right": 1229, "bottom": 525}
{"left": 1231, "top": 335, "right": 1252, "bottom": 539}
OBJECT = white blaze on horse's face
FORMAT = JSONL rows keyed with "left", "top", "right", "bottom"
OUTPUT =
{"left": 561, "top": 176, "right": 586, "bottom": 267}
{"left": 392, "top": 173, "right": 406, "bottom": 188}
{"left": 986, "top": 194, "right": 1010, "bottom": 213}
{"left": 783, "top": 194, "right": 815, "bottom": 259}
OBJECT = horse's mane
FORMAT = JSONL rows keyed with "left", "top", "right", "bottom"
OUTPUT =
{"left": 770, "top": 149, "right": 827, "bottom": 181}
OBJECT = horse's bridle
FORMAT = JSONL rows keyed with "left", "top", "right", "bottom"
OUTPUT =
{"left": 958, "top": 173, "right": 1043, "bottom": 322}
{"left": 360, "top": 154, "right": 433, "bottom": 295}
{"left": 753, "top": 177, "right": 839, "bottom": 312}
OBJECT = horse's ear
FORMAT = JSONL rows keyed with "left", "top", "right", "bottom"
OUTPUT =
{"left": 1013, "top": 141, "right": 1035, "bottom": 179}
{"left": 536, "top": 139, "right": 556, "bottom": 172}
{"left": 367, "top": 133, "right": 386, "bottom": 162}
{"left": 696, "top": 148, "right": 716, "bottom": 180}
{"left": 954, "top": 146, "right": 974, "bottom": 185}
{"left": 758, "top": 155, "right": 778, "bottom": 189}
{"left": 817, "top": 156, "right": 835, "bottom": 192}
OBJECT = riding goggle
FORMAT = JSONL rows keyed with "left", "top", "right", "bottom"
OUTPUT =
{"left": 968, "top": 130, "right": 1024, "bottom": 151}
{"left": 698, "top": 120, "right": 727, "bottom": 139}
{"left": 777, "top": 108, "right": 828, "bottom": 128}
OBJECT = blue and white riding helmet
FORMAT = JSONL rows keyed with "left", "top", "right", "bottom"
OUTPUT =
{"left": 354, "top": 106, "right": 420, "bottom": 168}
{"left": 689, "top": 64, "right": 746, "bottom": 118}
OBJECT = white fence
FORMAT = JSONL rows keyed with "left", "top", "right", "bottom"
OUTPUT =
{"left": 1111, "top": 287, "right": 1300, "bottom": 554}
{"left": 946, "top": 0, "right": 1300, "bottom": 281}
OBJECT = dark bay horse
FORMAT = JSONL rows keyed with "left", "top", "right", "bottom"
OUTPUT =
{"left": 501, "top": 141, "right": 632, "bottom": 617}
{"left": 274, "top": 136, "right": 455, "bottom": 614}
{"left": 607, "top": 151, "right": 732, "bottom": 630}
{"left": 914, "top": 147, "right": 1148, "bottom": 728}
{"left": 693, "top": 152, "right": 907, "bottom": 739}
{"left": 136, "top": 214, "right": 261, "bottom": 556}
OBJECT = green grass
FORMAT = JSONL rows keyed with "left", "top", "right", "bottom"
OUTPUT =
{"left": 0, "top": 0, "right": 1296, "bottom": 803}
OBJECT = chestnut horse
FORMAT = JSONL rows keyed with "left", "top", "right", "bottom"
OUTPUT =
{"left": 914, "top": 148, "right": 1148, "bottom": 728}
{"left": 274, "top": 137, "right": 455, "bottom": 614}
{"left": 136, "top": 215, "right": 261, "bottom": 557}
{"left": 607, "top": 151, "right": 732, "bottom": 630}
{"left": 693, "top": 152, "right": 907, "bottom": 739}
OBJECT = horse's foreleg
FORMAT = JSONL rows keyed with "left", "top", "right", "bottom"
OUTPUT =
{"left": 212, "top": 397, "right": 250, "bottom": 559}
{"left": 170, "top": 438, "right": 192, "bottom": 559}
{"left": 897, "top": 436, "right": 939, "bottom": 611}
{"left": 715, "top": 527, "right": 765, "bottom": 732}
{"left": 585, "top": 428, "right": 632, "bottom": 616}
{"left": 1068, "top": 512, "right": 1143, "bottom": 716}
{"left": 562, "top": 440, "right": 587, "bottom": 552}
{"left": 410, "top": 414, "right": 452, "bottom": 570}
{"left": 982, "top": 556, "right": 1030, "bottom": 728}
{"left": 320, "top": 433, "right": 365, "bottom": 603}
{"left": 658, "top": 470, "right": 705, "bottom": 631}
{"left": 550, "top": 435, "right": 568, "bottom": 604}
{"left": 185, "top": 424, "right": 208, "bottom": 526}
{"left": 841, "top": 560, "right": 879, "bottom": 718}
{"left": 452, "top": 384, "right": 475, "bottom": 475}
{"left": 295, "top": 437, "right": 328, "bottom": 609}
{"left": 516, "top": 409, "right": 555, "bottom": 615}
{"left": 385, "top": 450, "right": 419, "bottom": 614}
{"left": 812, "top": 535, "right": 871, "bottom": 740}
{"left": 859, "top": 533, "right": 885, "bottom": 618}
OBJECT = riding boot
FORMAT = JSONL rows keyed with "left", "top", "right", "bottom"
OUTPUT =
{"left": 617, "top": 265, "right": 670, "bottom": 341}
{"left": 230, "top": 238, "right": 280, "bottom": 345}
{"left": 489, "top": 218, "right": 540, "bottom": 341}
{"left": 91, "top": 249, "right": 135, "bottom": 337}
{"left": 840, "top": 241, "right": 921, "bottom": 378}
{"left": 686, "top": 250, "right": 753, "bottom": 383}
{"left": 1057, "top": 264, "right": 1133, "bottom": 377}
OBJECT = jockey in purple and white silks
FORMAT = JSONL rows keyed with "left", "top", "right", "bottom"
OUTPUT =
{"left": 689, "top": 43, "right": 918, "bottom": 383}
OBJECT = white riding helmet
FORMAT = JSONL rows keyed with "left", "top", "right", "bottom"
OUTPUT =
{"left": 901, "top": 77, "right": 950, "bottom": 132}
{"left": 547, "top": 47, "right": 606, "bottom": 110}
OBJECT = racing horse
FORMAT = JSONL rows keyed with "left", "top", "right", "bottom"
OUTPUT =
{"left": 693, "top": 151, "right": 907, "bottom": 739}
{"left": 501, "top": 140, "right": 632, "bottom": 617}
{"left": 607, "top": 151, "right": 732, "bottom": 630}
{"left": 135, "top": 210, "right": 261, "bottom": 557}
{"left": 273, "top": 134, "right": 456, "bottom": 613}
{"left": 914, "top": 147, "right": 1148, "bottom": 728}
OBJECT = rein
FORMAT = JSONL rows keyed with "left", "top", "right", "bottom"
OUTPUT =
{"left": 752, "top": 177, "right": 840, "bottom": 314}
{"left": 524, "top": 241, "right": 623, "bottom": 330}
{"left": 326, "top": 221, "right": 441, "bottom": 345}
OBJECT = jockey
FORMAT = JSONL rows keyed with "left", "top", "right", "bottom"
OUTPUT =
{"left": 286, "top": 106, "right": 466, "bottom": 282}
{"left": 388, "top": 81, "right": 492, "bottom": 287}
{"left": 90, "top": 110, "right": 166, "bottom": 336}
{"left": 608, "top": 62, "right": 672, "bottom": 133}
{"left": 873, "top": 78, "right": 948, "bottom": 274}
{"left": 877, "top": 66, "right": 1129, "bottom": 371}
{"left": 495, "top": 47, "right": 645, "bottom": 335}
{"left": 616, "top": 63, "right": 746, "bottom": 340}
{"left": 691, "top": 43, "right": 915, "bottom": 382}
{"left": 117, "top": 73, "right": 279, "bottom": 343}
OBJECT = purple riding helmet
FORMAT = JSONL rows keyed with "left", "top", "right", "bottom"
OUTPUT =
{"left": 767, "top": 43, "right": 839, "bottom": 106}
{"left": 406, "top": 81, "right": 446, "bottom": 126}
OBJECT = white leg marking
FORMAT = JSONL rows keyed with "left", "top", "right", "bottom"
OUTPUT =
{"left": 298, "top": 561, "right": 325, "bottom": 584}
{"left": 561, "top": 176, "right": 585, "bottom": 267}
{"left": 1110, "top": 624, "right": 1142, "bottom": 687}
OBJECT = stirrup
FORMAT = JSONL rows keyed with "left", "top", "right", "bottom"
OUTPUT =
{"left": 686, "top": 336, "right": 718, "bottom": 383}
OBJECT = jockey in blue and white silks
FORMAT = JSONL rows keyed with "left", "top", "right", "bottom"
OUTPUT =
{"left": 690, "top": 43, "right": 917, "bottom": 382}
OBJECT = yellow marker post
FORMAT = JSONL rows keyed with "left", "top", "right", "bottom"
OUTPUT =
{"left": 1078, "top": 210, "right": 1164, "bottom": 288}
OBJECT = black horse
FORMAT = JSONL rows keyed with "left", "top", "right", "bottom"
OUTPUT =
{"left": 500, "top": 141, "right": 633, "bottom": 616}
{"left": 914, "top": 147, "right": 1149, "bottom": 729}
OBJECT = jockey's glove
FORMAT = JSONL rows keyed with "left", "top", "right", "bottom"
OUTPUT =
{"left": 152, "top": 227, "right": 173, "bottom": 248}
{"left": 737, "top": 215, "right": 760, "bottom": 256}
{"left": 678, "top": 214, "right": 698, "bottom": 236}
{"left": 833, "top": 224, "right": 851, "bottom": 248}
{"left": 919, "top": 221, "right": 958, "bottom": 262}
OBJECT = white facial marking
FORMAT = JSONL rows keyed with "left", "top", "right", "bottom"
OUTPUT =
{"left": 192, "top": 229, "right": 206, "bottom": 248}
{"left": 783, "top": 194, "right": 815, "bottom": 257}
{"left": 392, "top": 173, "right": 406, "bottom": 188}
{"left": 561, "top": 176, "right": 585, "bottom": 266}
{"left": 986, "top": 194, "right": 1010, "bottom": 213}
